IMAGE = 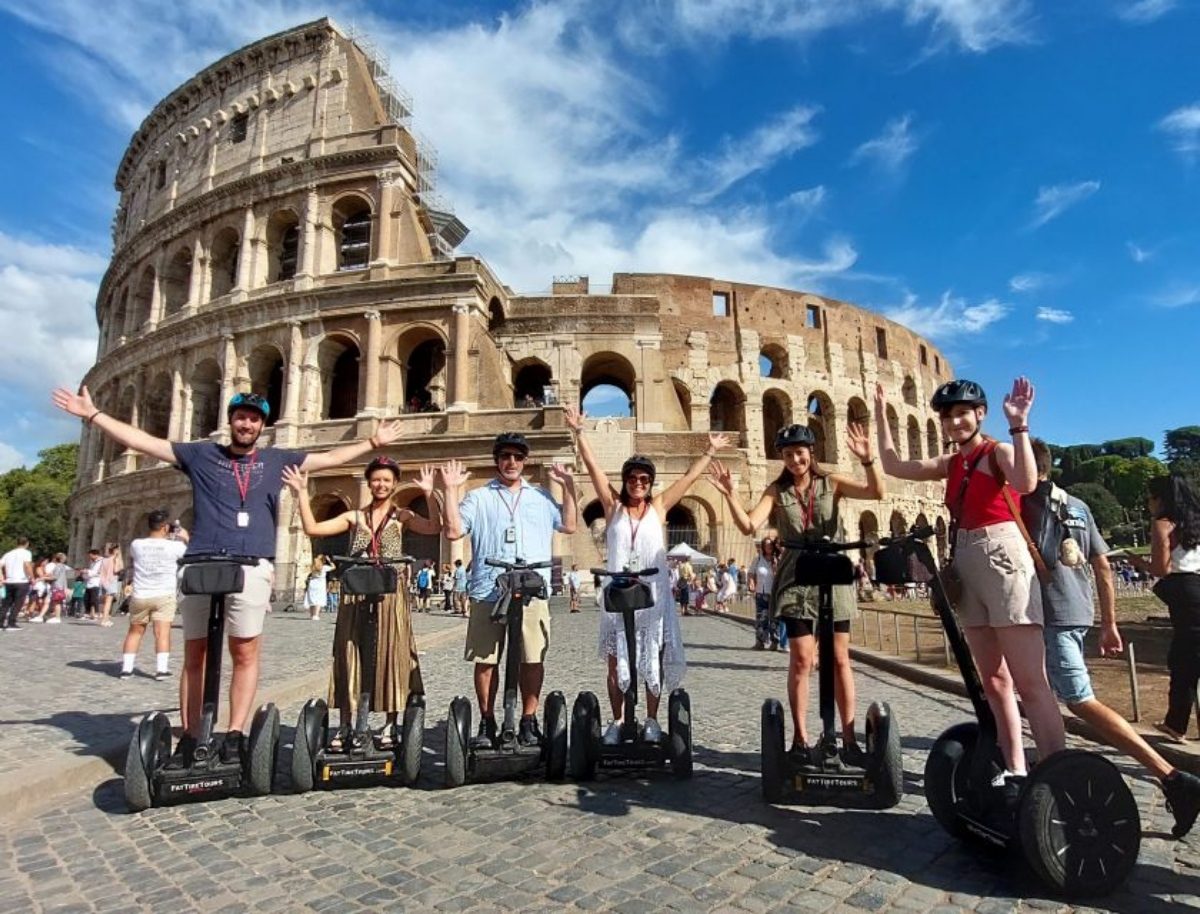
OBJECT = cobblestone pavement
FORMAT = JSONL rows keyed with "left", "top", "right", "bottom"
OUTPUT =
{"left": 1, "top": 604, "right": 1198, "bottom": 913}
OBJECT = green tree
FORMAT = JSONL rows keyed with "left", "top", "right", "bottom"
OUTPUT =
{"left": 1101, "top": 437, "right": 1154, "bottom": 459}
{"left": 0, "top": 444, "right": 77, "bottom": 555}
{"left": 1071, "top": 455, "right": 1126, "bottom": 490}
{"left": 1066, "top": 482, "right": 1123, "bottom": 533}
{"left": 33, "top": 443, "right": 79, "bottom": 487}
{"left": 1165, "top": 425, "right": 1200, "bottom": 488}
{"left": 1109, "top": 456, "right": 1168, "bottom": 512}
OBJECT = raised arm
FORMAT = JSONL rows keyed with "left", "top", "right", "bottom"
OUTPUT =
{"left": 301, "top": 418, "right": 404, "bottom": 473}
{"left": 439, "top": 460, "right": 471, "bottom": 541}
{"left": 992, "top": 377, "right": 1037, "bottom": 494}
{"left": 708, "top": 459, "right": 775, "bottom": 534}
{"left": 548, "top": 463, "right": 578, "bottom": 534}
{"left": 873, "top": 383, "right": 948, "bottom": 482}
{"left": 403, "top": 464, "right": 444, "bottom": 535}
{"left": 659, "top": 432, "right": 730, "bottom": 513}
{"left": 53, "top": 384, "right": 176, "bottom": 465}
{"left": 282, "top": 466, "right": 355, "bottom": 537}
{"left": 564, "top": 405, "right": 616, "bottom": 518}
{"left": 828, "top": 422, "right": 885, "bottom": 500}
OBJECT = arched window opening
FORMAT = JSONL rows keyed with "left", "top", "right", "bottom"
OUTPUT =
{"left": 762, "top": 390, "right": 793, "bottom": 458}
{"left": 885, "top": 405, "right": 901, "bottom": 457}
{"left": 311, "top": 495, "right": 352, "bottom": 559}
{"left": 672, "top": 379, "right": 692, "bottom": 429}
{"left": 858, "top": 510, "right": 881, "bottom": 579}
{"left": 109, "top": 290, "right": 129, "bottom": 349}
{"left": 334, "top": 198, "right": 372, "bottom": 271}
{"left": 906, "top": 415, "right": 922, "bottom": 461}
{"left": 847, "top": 396, "right": 870, "bottom": 430}
{"left": 926, "top": 418, "right": 939, "bottom": 460}
{"left": 142, "top": 372, "right": 173, "bottom": 440}
{"left": 709, "top": 382, "right": 745, "bottom": 435}
{"left": 666, "top": 504, "right": 699, "bottom": 549}
{"left": 209, "top": 228, "right": 240, "bottom": 299}
{"left": 319, "top": 337, "right": 360, "bottom": 420}
{"left": 889, "top": 510, "right": 907, "bottom": 537}
{"left": 405, "top": 338, "right": 446, "bottom": 412}
{"left": 513, "top": 361, "right": 552, "bottom": 408}
{"left": 398, "top": 492, "right": 440, "bottom": 565}
{"left": 132, "top": 268, "right": 155, "bottom": 329}
{"left": 759, "top": 343, "right": 788, "bottom": 380}
{"left": 902, "top": 375, "right": 918, "bottom": 407}
{"left": 162, "top": 248, "right": 192, "bottom": 315}
{"left": 266, "top": 211, "right": 300, "bottom": 283}
{"left": 248, "top": 346, "right": 285, "bottom": 426}
{"left": 488, "top": 298, "right": 506, "bottom": 332}
{"left": 107, "top": 386, "right": 136, "bottom": 468}
{"left": 935, "top": 517, "right": 949, "bottom": 564}
{"left": 807, "top": 391, "right": 835, "bottom": 464}
{"left": 581, "top": 352, "right": 636, "bottom": 419}
{"left": 190, "top": 360, "right": 221, "bottom": 440}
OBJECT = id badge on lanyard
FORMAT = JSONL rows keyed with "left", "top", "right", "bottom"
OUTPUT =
{"left": 232, "top": 452, "right": 256, "bottom": 530}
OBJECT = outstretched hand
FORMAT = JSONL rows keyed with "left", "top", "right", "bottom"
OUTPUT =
{"left": 439, "top": 459, "right": 470, "bottom": 489}
{"left": 548, "top": 463, "right": 575, "bottom": 487}
{"left": 282, "top": 465, "right": 309, "bottom": 494}
{"left": 416, "top": 464, "right": 437, "bottom": 495}
{"left": 873, "top": 382, "right": 887, "bottom": 418}
{"left": 1002, "top": 376, "right": 1035, "bottom": 425}
{"left": 563, "top": 404, "right": 585, "bottom": 432}
{"left": 52, "top": 384, "right": 95, "bottom": 420}
{"left": 373, "top": 418, "right": 403, "bottom": 448}
{"left": 845, "top": 422, "right": 871, "bottom": 461}
{"left": 707, "top": 459, "right": 734, "bottom": 496}
{"left": 707, "top": 432, "right": 732, "bottom": 453}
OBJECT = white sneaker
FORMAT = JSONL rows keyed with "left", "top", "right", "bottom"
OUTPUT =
{"left": 642, "top": 718, "right": 663, "bottom": 743}
{"left": 602, "top": 721, "right": 622, "bottom": 746}
{"left": 29, "top": 616, "right": 44, "bottom": 623}
{"left": 46, "top": 617, "right": 61, "bottom": 624}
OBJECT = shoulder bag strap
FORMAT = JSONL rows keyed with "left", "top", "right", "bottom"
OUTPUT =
{"left": 947, "top": 443, "right": 992, "bottom": 556}
{"left": 987, "top": 448, "right": 1050, "bottom": 579}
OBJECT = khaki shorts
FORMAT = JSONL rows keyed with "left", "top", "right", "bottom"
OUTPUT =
{"left": 465, "top": 597, "right": 550, "bottom": 665}
{"left": 955, "top": 523, "right": 1042, "bottom": 628}
{"left": 129, "top": 594, "right": 176, "bottom": 625}
{"left": 178, "top": 559, "right": 274, "bottom": 640}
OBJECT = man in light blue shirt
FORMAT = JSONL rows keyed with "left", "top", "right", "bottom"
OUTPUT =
{"left": 442, "top": 433, "right": 577, "bottom": 748}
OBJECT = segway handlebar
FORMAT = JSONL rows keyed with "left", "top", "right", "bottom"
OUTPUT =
{"left": 590, "top": 567, "right": 658, "bottom": 578}
{"left": 779, "top": 537, "right": 874, "bottom": 554}
{"left": 484, "top": 558, "right": 553, "bottom": 571}
{"left": 177, "top": 553, "right": 260, "bottom": 566}
{"left": 330, "top": 554, "right": 415, "bottom": 566}
{"left": 876, "top": 524, "right": 935, "bottom": 547}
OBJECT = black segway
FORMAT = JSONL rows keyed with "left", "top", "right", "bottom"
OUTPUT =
{"left": 444, "top": 558, "right": 568, "bottom": 786}
{"left": 291, "top": 555, "right": 424, "bottom": 792}
{"left": 570, "top": 567, "right": 692, "bottom": 780}
{"left": 124, "top": 555, "right": 280, "bottom": 810}
{"left": 874, "top": 525, "right": 1140, "bottom": 897}
{"left": 761, "top": 537, "right": 903, "bottom": 808}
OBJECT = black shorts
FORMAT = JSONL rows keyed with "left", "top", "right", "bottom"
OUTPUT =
{"left": 782, "top": 618, "right": 850, "bottom": 638}
{"left": 418, "top": 587, "right": 431, "bottom": 599}
{"left": 84, "top": 587, "right": 102, "bottom": 610}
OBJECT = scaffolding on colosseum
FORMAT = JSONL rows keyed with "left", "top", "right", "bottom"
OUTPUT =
{"left": 345, "top": 25, "right": 414, "bottom": 127}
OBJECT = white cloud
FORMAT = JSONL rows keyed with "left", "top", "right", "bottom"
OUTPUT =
{"left": 0, "top": 442, "right": 27, "bottom": 473}
{"left": 1035, "top": 306, "right": 1073, "bottom": 324}
{"left": 696, "top": 106, "right": 821, "bottom": 202}
{"left": 850, "top": 114, "right": 920, "bottom": 173}
{"left": 784, "top": 185, "right": 828, "bottom": 215}
{"left": 1008, "top": 272, "right": 1048, "bottom": 292}
{"left": 883, "top": 290, "right": 1009, "bottom": 340}
{"left": 1117, "top": 0, "right": 1179, "bottom": 23}
{"left": 1152, "top": 285, "right": 1200, "bottom": 308}
{"left": 1157, "top": 103, "right": 1200, "bottom": 159}
{"left": 886, "top": 0, "right": 1034, "bottom": 53}
{"left": 1030, "top": 180, "right": 1100, "bottom": 228}
{"left": 1127, "top": 240, "right": 1154, "bottom": 263}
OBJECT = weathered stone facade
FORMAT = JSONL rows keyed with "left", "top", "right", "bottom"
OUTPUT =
{"left": 70, "top": 18, "right": 952, "bottom": 593}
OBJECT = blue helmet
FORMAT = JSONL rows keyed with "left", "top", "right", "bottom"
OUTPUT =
{"left": 930, "top": 380, "right": 986, "bottom": 413}
{"left": 227, "top": 392, "right": 270, "bottom": 420}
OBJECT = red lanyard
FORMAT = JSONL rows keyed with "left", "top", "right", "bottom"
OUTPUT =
{"left": 231, "top": 450, "right": 257, "bottom": 507}
{"left": 365, "top": 505, "right": 394, "bottom": 558}
{"left": 794, "top": 476, "right": 816, "bottom": 531}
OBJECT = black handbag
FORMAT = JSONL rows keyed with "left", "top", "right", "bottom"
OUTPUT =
{"left": 604, "top": 580, "right": 654, "bottom": 613}
{"left": 339, "top": 564, "right": 398, "bottom": 597}
{"left": 180, "top": 562, "right": 246, "bottom": 596}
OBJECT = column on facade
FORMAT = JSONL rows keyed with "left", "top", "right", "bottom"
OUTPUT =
{"left": 373, "top": 172, "right": 396, "bottom": 267}
{"left": 296, "top": 184, "right": 319, "bottom": 288}
{"left": 362, "top": 310, "right": 382, "bottom": 414}
{"left": 218, "top": 330, "right": 237, "bottom": 431}
{"left": 185, "top": 238, "right": 204, "bottom": 312}
{"left": 125, "top": 370, "right": 145, "bottom": 472}
{"left": 276, "top": 320, "right": 303, "bottom": 446}
{"left": 234, "top": 206, "right": 256, "bottom": 294}
{"left": 148, "top": 251, "right": 165, "bottom": 328}
{"left": 449, "top": 300, "right": 471, "bottom": 410}
{"left": 168, "top": 366, "right": 185, "bottom": 440}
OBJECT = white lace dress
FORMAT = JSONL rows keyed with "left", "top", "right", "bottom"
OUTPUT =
{"left": 598, "top": 504, "right": 687, "bottom": 695}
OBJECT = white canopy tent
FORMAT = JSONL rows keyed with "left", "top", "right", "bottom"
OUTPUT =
{"left": 666, "top": 542, "right": 717, "bottom": 566}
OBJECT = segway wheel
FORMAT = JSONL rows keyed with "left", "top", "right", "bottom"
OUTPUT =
{"left": 290, "top": 699, "right": 325, "bottom": 794}
{"left": 247, "top": 703, "right": 280, "bottom": 796}
{"left": 1018, "top": 750, "right": 1141, "bottom": 898}
{"left": 400, "top": 694, "right": 425, "bottom": 787}
{"left": 445, "top": 697, "right": 471, "bottom": 788}
{"left": 865, "top": 701, "right": 903, "bottom": 809}
{"left": 667, "top": 689, "right": 693, "bottom": 780}
{"left": 925, "top": 722, "right": 994, "bottom": 843}
{"left": 569, "top": 692, "right": 600, "bottom": 781}
{"left": 760, "top": 699, "right": 787, "bottom": 803}
{"left": 543, "top": 691, "right": 568, "bottom": 781}
{"left": 124, "top": 712, "right": 171, "bottom": 812}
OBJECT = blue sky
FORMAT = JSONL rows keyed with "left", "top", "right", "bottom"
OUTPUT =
{"left": 0, "top": 0, "right": 1197, "bottom": 468}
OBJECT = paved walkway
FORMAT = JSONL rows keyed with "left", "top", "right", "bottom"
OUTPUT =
{"left": 1, "top": 604, "right": 1198, "bottom": 912}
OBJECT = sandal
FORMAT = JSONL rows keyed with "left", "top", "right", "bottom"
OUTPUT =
{"left": 328, "top": 724, "right": 352, "bottom": 753}
{"left": 1155, "top": 721, "right": 1191, "bottom": 744}
{"left": 376, "top": 724, "right": 398, "bottom": 751}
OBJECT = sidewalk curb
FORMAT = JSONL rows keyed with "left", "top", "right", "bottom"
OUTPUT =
{"left": 701, "top": 608, "right": 1200, "bottom": 777}
{"left": 0, "top": 623, "right": 464, "bottom": 824}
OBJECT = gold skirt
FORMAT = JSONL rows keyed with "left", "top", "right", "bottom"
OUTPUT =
{"left": 327, "top": 588, "right": 424, "bottom": 713}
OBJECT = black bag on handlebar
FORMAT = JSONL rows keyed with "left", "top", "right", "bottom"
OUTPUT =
{"left": 180, "top": 561, "right": 247, "bottom": 596}
{"left": 605, "top": 580, "right": 654, "bottom": 613}
{"left": 508, "top": 570, "right": 547, "bottom": 601}
{"left": 872, "top": 545, "right": 910, "bottom": 586}
{"left": 340, "top": 564, "right": 398, "bottom": 597}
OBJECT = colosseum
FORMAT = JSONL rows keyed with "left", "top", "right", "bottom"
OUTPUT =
{"left": 70, "top": 18, "right": 953, "bottom": 596}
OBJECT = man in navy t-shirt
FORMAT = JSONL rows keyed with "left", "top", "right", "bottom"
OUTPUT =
{"left": 53, "top": 384, "right": 402, "bottom": 764}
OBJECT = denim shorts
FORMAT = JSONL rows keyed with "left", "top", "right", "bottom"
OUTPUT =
{"left": 1043, "top": 625, "right": 1095, "bottom": 704}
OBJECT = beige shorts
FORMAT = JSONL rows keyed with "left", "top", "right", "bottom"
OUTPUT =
{"left": 178, "top": 559, "right": 274, "bottom": 641}
{"left": 129, "top": 594, "right": 176, "bottom": 625}
{"left": 465, "top": 597, "right": 550, "bottom": 665}
{"left": 955, "top": 523, "right": 1042, "bottom": 628}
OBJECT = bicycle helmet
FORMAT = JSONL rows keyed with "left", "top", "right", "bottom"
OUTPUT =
{"left": 226, "top": 391, "right": 270, "bottom": 420}
{"left": 621, "top": 454, "right": 656, "bottom": 482}
{"left": 492, "top": 432, "right": 530, "bottom": 459}
{"left": 364, "top": 455, "right": 401, "bottom": 479}
{"left": 774, "top": 424, "right": 816, "bottom": 451}
{"left": 930, "top": 380, "right": 987, "bottom": 413}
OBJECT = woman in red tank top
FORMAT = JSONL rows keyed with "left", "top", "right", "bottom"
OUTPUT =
{"left": 874, "top": 377, "right": 1065, "bottom": 782}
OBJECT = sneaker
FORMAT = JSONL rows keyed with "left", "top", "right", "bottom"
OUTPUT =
{"left": 119, "top": 669, "right": 134, "bottom": 680}
{"left": 518, "top": 715, "right": 542, "bottom": 747}
{"left": 643, "top": 718, "right": 663, "bottom": 743}
{"left": 1155, "top": 721, "right": 1190, "bottom": 744}
{"left": 471, "top": 715, "right": 497, "bottom": 749}
{"left": 155, "top": 670, "right": 171, "bottom": 682}
{"left": 168, "top": 734, "right": 197, "bottom": 769}
{"left": 29, "top": 616, "right": 44, "bottom": 623}
{"left": 219, "top": 731, "right": 245, "bottom": 764}
{"left": 788, "top": 742, "right": 814, "bottom": 765}
{"left": 1164, "top": 770, "right": 1200, "bottom": 838}
{"left": 45, "top": 617, "right": 61, "bottom": 625}
{"left": 602, "top": 721, "right": 622, "bottom": 746}
{"left": 5, "top": 625, "right": 21, "bottom": 632}
{"left": 841, "top": 741, "right": 869, "bottom": 768}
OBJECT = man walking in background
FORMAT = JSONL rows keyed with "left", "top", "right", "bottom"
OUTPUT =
{"left": 1, "top": 537, "right": 33, "bottom": 632}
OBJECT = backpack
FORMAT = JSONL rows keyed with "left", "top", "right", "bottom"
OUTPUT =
{"left": 1020, "top": 480, "right": 1072, "bottom": 571}
{"left": 416, "top": 567, "right": 430, "bottom": 588}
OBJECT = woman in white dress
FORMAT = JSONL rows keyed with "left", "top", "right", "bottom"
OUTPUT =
{"left": 564, "top": 405, "right": 729, "bottom": 744}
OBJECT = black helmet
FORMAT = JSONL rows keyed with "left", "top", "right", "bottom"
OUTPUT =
{"left": 774, "top": 424, "right": 816, "bottom": 451}
{"left": 621, "top": 454, "right": 656, "bottom": 481}
{"left": 492, "top": 432, "right": 530, "bottom": 459}
{"left": 227, "top": 391, "right": 270, "bottom": 420}
{"left": 930, "top": 380, "right": 987, "bottom": 413}
{"left": 364, "top": 455, "right": 401, "bottom": 479}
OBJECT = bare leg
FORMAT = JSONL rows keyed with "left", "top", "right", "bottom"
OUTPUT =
{"left": 994, "top": 624, "right": 1066, "bottom": 759}
{"left": 831, "top": 631, "right": 857, "bottom": 744}
{"left": 1069, "top": 699, "right": 1173, "bottom": 780}
{"left": 100, "top": 594, "right": 114, "bottom": 624}
{"left": 646, "top": 689, "right": 661, "bottom": 720}
{"left": 963, "top": 625, "right": 1026, "bottom": 773}
{"left": 519, "top": 662, "right": 543, "bottom": 717}
{"left": 226, "top": 635, "right": 261, "bottom": 733}
{"left": 152, "top": 619, "right": 171, "bottom": 654}
{"left": 122, "top": 622, "right": 147, "bottom": 656}
{"left": 606, "top": 654, "right": 623, "bottom": 719}
{"left": 182, "top": 637, "right": 206, "bottom": 735}
{"left": 788, "top": 634, "right": 816, "bottom": 746}
{"left": 474, "top": 663, "right": 498, "bottom": 717}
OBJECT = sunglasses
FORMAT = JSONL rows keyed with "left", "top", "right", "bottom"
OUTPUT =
{"left": 625, "top": 474, "right": 653, "bottom": 485}
{"left": 497, "top": 451, "right": 527, "bottom": 463}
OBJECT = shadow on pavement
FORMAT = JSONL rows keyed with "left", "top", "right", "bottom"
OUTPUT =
{"left": 0, "top": 711, "right": 136, "bottom": 774}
